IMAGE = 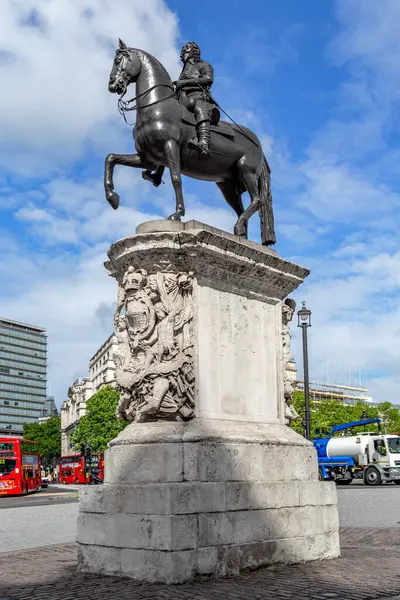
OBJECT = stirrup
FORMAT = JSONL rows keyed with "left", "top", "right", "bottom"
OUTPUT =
{"left": 188, "top": 138, "right": 209, "bottom": 155}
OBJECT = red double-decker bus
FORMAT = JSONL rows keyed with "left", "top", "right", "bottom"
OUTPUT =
{"left": 59, "top": 454, "right": 86, "bottom": 484}
{"left": 59, "top": 453, "right": 105, "bottom": 484}
{"left": 0, "top": 437, "right": 42, "bottom": 496}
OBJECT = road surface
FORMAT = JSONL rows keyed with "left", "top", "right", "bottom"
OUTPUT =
{"left": 336, "top": 481, "right": 400, "bottom": 528}
{"left": 0, "top": 485, "right": 78, "bottom": 552}
{"left": 0, "top": 484, "right": 78, "bottom": 509}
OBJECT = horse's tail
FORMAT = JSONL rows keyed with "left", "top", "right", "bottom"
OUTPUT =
{"left": 258, "top": 155, "right": 276, "bottom": 246}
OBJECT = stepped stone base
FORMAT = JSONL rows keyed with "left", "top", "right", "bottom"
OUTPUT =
{"left": 77, "top": 420, "right": 339, "bottom": 583}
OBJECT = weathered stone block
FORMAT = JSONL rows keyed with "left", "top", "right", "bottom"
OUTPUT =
{"left": 77, "top": 512, "right": 197, "bottom": 551}
{"left": 80, "top": 481, "right": 227, "bottom": 515}
{"left": 78, "top": 543, "right": 122, "bottom": 576}
{"left": 120, "top": 548, "right": 196, "bottom": 584}
{"left": 183, "top": 441, "right": 264, "bottom": 482}
{"left": 105, "top": 442, "right": 183, "bottom": 484}
{"left": 299, "top": 480, "right": 337, "bottom": 506}
{"left": 198, "top": 532, "right": 340, "bottom": 577}
{"left": 225, "top": 481, "right": 300, "bottom": 511}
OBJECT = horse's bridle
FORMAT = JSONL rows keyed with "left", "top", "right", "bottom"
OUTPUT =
{"left": 113, "top": 51, "right": 177, "bottom": 124}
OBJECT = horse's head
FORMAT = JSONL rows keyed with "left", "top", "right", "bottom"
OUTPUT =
{"left": 108, "top": 39, "right": 142, "bottom": 96}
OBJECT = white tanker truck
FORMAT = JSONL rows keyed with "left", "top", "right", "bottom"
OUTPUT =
{"left": 313, "top": 418, "right": 400, "bottom": 485}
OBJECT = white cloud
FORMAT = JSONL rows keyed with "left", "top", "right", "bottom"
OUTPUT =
{"left": 0, "top": 0, "right": 181, "bottom": 175}
{"left": 290, "top": 244, "right": 400, "bottom": 404}
{"left": 298, "top": 160, "right": 400, "bottom": 224}
{"left": 0, "top": 243, "right": 116, "bottom": 399}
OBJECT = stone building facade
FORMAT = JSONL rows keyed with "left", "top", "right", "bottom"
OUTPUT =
{"left": 61, "top": 334, "right": 117, "bottom": 456}
{"left": 89, "top": 334, "right": 118, "bottom": 395}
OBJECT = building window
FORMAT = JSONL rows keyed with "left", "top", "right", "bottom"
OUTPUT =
{"left": 0, "top": 367, "right": 10, "bottom": 374}
{"left": 4, "top": 400, "right": 9, "bottom": 405}
{"left": 14, "top": 402, "right": 18, "bottom": 406}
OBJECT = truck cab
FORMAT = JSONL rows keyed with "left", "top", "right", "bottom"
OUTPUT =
{"left": 365, "top": 435, "right": 400, "bottom": 485}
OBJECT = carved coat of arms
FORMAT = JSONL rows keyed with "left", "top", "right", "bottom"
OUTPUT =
{"left": 114, "top": 266, "right": 195, "bottom": 422}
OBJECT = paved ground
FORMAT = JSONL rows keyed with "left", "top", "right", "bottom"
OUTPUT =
{"left": 0, "top": 502, "right": 78, "bottom": 552}
{"left": 1, "top": 528, "right": 400, "bottom": 600}
{"left": 337, "top": 484, "right": 400, "bottom": 527}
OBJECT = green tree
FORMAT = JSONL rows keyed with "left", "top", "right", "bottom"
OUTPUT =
{"left": 376, "top": 401, "right": 400, "bottom": 434}
{"left": 70, "top": 386, "right": 128, "bottom": 452}
{"left": 290, "top": 391, "right": 386, "bottom": 437}
{"left": 23, "top": 416, "right": 61, "bottom": 465}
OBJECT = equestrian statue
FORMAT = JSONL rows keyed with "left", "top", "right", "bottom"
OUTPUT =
{"left": 105, "top": 40, "right": 276, "bottom": 245}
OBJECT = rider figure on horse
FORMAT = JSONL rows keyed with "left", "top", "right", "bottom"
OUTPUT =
{"left": 142, "top": 42, "right": 218, "bottom": 187}
{"left": 175, "top": 41, "right": 219, "bottom": 154}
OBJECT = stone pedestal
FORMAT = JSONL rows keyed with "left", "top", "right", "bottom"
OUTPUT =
{"left": 77, "top": 220, "right": 339, "bottom": 583}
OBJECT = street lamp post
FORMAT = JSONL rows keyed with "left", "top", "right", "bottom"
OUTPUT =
{"left": 297, "top": 301, "right": 312, "bottom": 440}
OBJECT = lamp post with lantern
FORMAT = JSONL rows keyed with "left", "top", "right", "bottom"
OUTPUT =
{"left": 297, "top": 301, "right": 312, "bottom": 440}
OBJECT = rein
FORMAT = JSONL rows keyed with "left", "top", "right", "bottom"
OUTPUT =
{"left": 117, "top": 81, "right": 259, "bottom": 149}
{"left": 117, "top": 83, "right": 177, "bottom": 125}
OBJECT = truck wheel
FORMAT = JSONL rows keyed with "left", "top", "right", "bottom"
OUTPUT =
{"left": 365, "top": 467, "right": 381, "bottom": 486}
{"left": 393, "top": 481, "right": 400, "bottom": 485}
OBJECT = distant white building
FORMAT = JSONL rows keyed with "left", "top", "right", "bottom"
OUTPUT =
{"left": 61, "top": 377, "right": 92, "bottom": 455}
{"left": 89, "top": 334, "right": 118, "bottom": 395}
{"left": 61, "top": 334, "right": 117, "bottom": 456}
{"left": 290, "top": 357, "right": 373, "bottom": 405}
{"left": 296, "top": 380, "right": 373, "bottom": 405}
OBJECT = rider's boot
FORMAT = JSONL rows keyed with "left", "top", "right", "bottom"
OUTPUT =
{"left": 189, "top": 120, "right": 211, "bottom": 155}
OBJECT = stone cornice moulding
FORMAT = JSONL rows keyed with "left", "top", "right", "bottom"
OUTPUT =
{"left": 105, "top": 220, "right": 309, "bottom": 303}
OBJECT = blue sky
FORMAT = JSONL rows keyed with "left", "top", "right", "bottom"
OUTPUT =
{"left": 1, "top": 0, "right": 400, "bottom": 405}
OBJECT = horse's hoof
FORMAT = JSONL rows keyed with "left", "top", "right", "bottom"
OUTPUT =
{"left": 234, "top": 223, "right": 247, "bottom": 238}
{"left": 106, "top": 191, "right": 120, "bottom": 210}
{"left": 167, "top": 213, "right": 183, "bottom": 221}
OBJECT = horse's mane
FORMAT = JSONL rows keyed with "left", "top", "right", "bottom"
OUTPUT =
{"left": 116, "top": 47, "right": 173, "bottom": 83}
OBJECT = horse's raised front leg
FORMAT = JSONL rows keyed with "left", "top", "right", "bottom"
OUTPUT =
{"left": 234, "top": 159, "right": 260, "bottom": 237}
{"left": 104, "top": 153, "right": 148, "bottom": 209}
{"left": 164, "top": 140, "right": 185, "bottom": 221}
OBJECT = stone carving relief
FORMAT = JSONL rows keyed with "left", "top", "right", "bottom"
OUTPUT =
{"left": 113, "top": 266, "right": 195, "bottom": 422}
{"left": 282, "top": 298, "right": 299, "bottom": 425}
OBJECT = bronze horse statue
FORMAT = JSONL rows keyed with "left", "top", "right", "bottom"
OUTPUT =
{"left": 105, "top": 40, "right": 276, "bottom": 245}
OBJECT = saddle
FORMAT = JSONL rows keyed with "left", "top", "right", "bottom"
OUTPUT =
{"left": 180, "top": 104, "right": 236, "bottom": 140}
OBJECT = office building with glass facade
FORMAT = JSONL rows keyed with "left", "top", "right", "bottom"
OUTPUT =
{"left": 0, "top": 317, "right": 47, "bottom": 435}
